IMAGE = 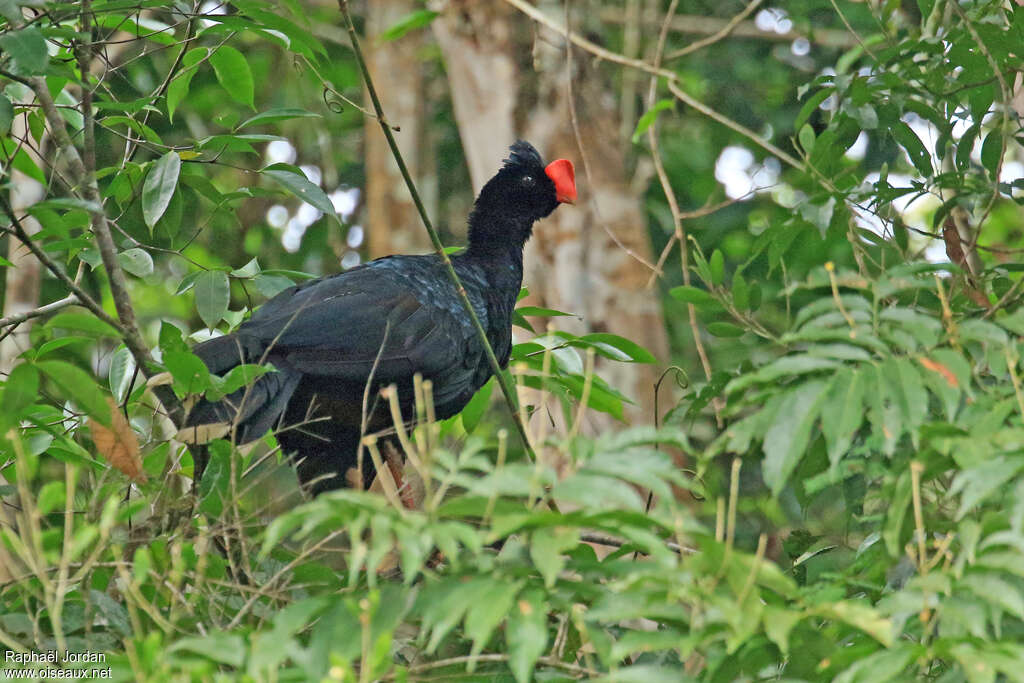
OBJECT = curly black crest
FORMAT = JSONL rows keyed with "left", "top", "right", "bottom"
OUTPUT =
{"left": 503, "top": 140, "right": 544, "bottom": 172}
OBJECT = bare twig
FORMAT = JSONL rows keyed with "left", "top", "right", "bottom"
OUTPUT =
{"left": 644, "top": 0, "right": 718, "bottom": 422}
{"left": 599, "top": 7, "right": 859, "bottom": 49}
{"left": 665, "top": 0, "right": 765, "bottom": 60}
{"left": 0, "top": 295, "right": 80, "bottom": 329}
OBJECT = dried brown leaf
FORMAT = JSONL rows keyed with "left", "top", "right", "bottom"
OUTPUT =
{"left": 92, "top": 397, "right": 146, "bottom": 482}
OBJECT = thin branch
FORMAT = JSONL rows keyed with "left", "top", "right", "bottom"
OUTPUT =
{"left": 336, "top": 0, "right": 538, "bottom": 463}
{"left": 665, "top": 0, "right": 765, "bottom": 61}
{"left": 0, "top": 295, "right": 80, "bottom": 329}
{"left": 13, "top": 2, "right": 185, "bottom": 425}
{"left": 599, "top": 7, "right": 860, "bottom": 49}
{"left": 0, "top": 208, "right": 119, "bottom": 332}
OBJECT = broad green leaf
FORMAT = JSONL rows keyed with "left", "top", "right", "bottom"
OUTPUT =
{"left": 36, "top": 480, "right": 65, "bottom": 516}
{"left": 815, "top": 600, "right": 894, "bottom": 646}
{"left": 378, "top": 9, "right": 439, "bottom": 41}
{"left": 795, "top": 88, "right": 833, "bottom": 132}
{"left": 951, "top": 457, "right": 1024, "bottom": 520}
{"left": 209, "top": 45, "right": 254, "bottom": 108}
{"left": 669, "top": 285, "right": 716, "bottom": 306}
{"left": 117, "top": 248, "right": 154, "bottom": 277}
{"left": 162, "top": 350, "right": 211, "bottom": 397}
{"left": 0, "top": 27, "right": 48, "bottom": 75}
{"left": 980, "top": 129, "right": 1002, "bottom": 179}
{"left": 961, "top": 572, "right": 1024, "bottom": 619}
{"left": 263, "top": 166, "right": 338, "bottom": 222}
{"left": 197, "top": 441, "right": 231, "bottom": 518}
{"left": 762, "top": 379, "right": 829, "bottom": 495}
{"left": 710, "top": 249, "right": 725, "bottom": 286}
{"left": 579, "top": 333, "right": 657, "bottom": 363}
{"left": 167, "top": 48, "right": 206, "bottom": 122}
{"left": 506, "top": 588, "right": 548, "bottom": 683}
{"left": 36, "top": 360, "right": 111, "bottom": 426}
{"left": 631, "top": 99, "right": 673, "bottom": 143}
{"left": 706, "top": 322, "right": 744, "bottom": 337}
{"left": 194, "top": 270, "right": 230, "bottom": 329}
{"left": 892, "top": 121, "right": 933, "bottom": 176}
{"left": 45, "top": 312, "right": 120, "bottom": 338}
{"left": 168, "top": 631, "right": 245, "bottom": 668}
{"left": 530, "top": 527, "right": 579, "bottom": 587}
{"left": 0, "top": 93, "right": 12, "bottom": 135}
{"left": 463, "top": 580, "right": 519, "bottom": 661}
{"left": 460, "top": 377, "right": 493, "bottom": 433}
{"left": 1, "top": 363, "right": 39, "bottom": 422}
{"left": 142, "top": 151, "right": 181, "bottom": 230}
{"left": 820, "top": 368, "right": 865, "bottom": 466}
{"left": 108, "top": 347, "right": 136, "bottom": 404}
{"left": 238, "top": 107, "right": 321, "bottom": 129}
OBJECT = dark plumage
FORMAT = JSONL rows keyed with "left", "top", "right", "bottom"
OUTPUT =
{"left": 180, "top": 141, "right": 576, "bottom": 495}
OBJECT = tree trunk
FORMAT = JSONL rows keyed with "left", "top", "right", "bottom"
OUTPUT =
{"left": 363, "top": 0, "right": 433, "bottom": 257}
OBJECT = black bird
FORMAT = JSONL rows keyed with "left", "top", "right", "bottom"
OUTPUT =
{"left": 178, "top": 141, "right": 576, "bottom": 495}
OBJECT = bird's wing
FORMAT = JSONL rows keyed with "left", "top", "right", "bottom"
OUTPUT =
{"left": 239, "top": 259, "right": 481, "bottom": 390}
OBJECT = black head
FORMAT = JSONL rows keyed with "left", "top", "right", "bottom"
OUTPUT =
{"left": 467, "top": 141, "right": 576, "bottom": 253}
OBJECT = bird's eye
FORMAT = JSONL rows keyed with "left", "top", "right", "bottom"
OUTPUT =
{"left": 521, "top": 175, "right": 535, "bottom": 185}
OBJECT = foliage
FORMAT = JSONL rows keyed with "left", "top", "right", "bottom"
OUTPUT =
{"left": 2, "top": 0, "right": 1024, "bottom": 681}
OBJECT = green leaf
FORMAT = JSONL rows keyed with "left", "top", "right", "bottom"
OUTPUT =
{"left": 142, "top": 152, "right": 181, "bottom": 230}
{"left": 167, "top": 48, "right": 206, "bottom": 122}
{"left": 820, "top": 368, "right": 865, "bottom": 467}
{"left": 194, "top": 270, "right": 230, "bottom": 329}
{"left": 515, "top": 305, "right": 573, "bottom": 318}
{"left": 579, "top": 333, "right": 657, "bottom": 363}
{"left": 0, "top": 27, "right": 49, "bottom": 75}
{"left": 732, "top": 270, "right": 749, "bottom": 310}
{"left": 669, "top": 285, "right": 716, "bottom": 306}
{"left": 238, "top": 107, "right": 321, "bottom": 129}
{"left": 263, "top": 166, "right": 338, "bottom": 222}
{"left": 117, "top": 248, "right": 154, "bottom": 278}
{"left": 464, "top": 580, "right": 519, "bottom": 661}
{"left": 108, "top": 347, "right": 136, "bottom": 404}
{"left": 762, "top": 380, "right": 829, "bottom": 495}
{"left": 705, "top": 322, "right": 744, "bottom": 338}
{"left": 460, "top": 377, "right": 493, "bottom": 433}
{"left": 168, "top": 631, "right": 245, "bottom": 668}
{"left": 506, "top": 588, "right": 548, "bottom": 683}
{"left": 36, "top": 360, "right": 111, "bottom": 426}
{"left": 815, "top": 600, "right": 894, "bottom": 646}
{"left": 2, "top": 363, "right": 39, "bottom": 422}
{"left": 209, "top": 45, "right": 254, "bottom": 108}
{"left": 378, "top": 9, "right": 439, "bottom": 42}
{"left": 631, "top": 99, "right": 673, "bottom": 143}
{"left": 798, "top": 124, "right": 816, "bottom": 154}
{"left": 710, "top": 249, "right": 725, "bottom": 286}
{"left": 795, "top": 88, "right": 833, "bottom": 132}
{"left": 37, "top": 481, "right": 66, "bottom": 516}
{"left": 892, "top": 121, "right": 933, "bottom": 176}
{"left": 198, "top": 441, "right": 231, "bottom": 517}
{"left": 162, "top": 350, "right": 211, "bottom": 397}
{"left": 980, "top": 129, "right": 1002, "bottom": 179}
{"left": 951, "top": 457, "right": 1024, "bottom": 520}
{"left": 530, "top": 527, "right": 579, "bottom": 587}
{"left": 0, "top": 93, "right": 13, "bottom": 135}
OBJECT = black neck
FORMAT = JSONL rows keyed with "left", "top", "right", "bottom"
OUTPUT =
{"left": 465, "top": 208, "right": 534, "bottom": 259}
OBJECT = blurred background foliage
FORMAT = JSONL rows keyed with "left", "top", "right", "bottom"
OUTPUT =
{"left": 2, "top": 0, "right": 1024, "bottom": 679}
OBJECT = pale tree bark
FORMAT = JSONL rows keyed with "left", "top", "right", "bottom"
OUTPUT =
{"left": 435, "top": 0, "right": 669, "bottom": 426}
{"left": 363, "top": 0, "right": 433, "bottom": 257}
{"left": 1, "top": 101, "right": 46, "bottom": 372}
{"left": 1, "top": 96, "right": 47, "bottom": 585}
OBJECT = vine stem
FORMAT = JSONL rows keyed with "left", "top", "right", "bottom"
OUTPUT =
{"left": 336, "top": 0, "right": 537, "bottom": 463}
